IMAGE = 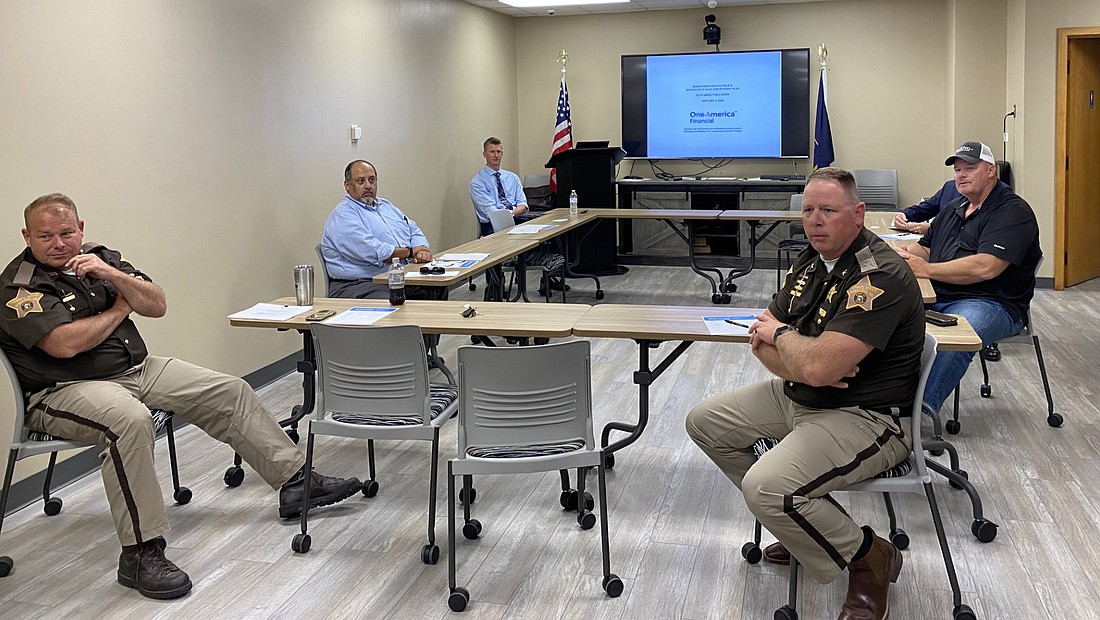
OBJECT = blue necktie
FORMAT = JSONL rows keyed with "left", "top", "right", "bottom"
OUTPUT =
{"left": 494, "top": 172, "right": 512, "bottom": 209}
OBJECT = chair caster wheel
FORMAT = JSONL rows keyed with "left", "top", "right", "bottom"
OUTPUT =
{"left": 603, "top": 574, "right": 624, "bottom": 597}
{"left": 448, "top": 587, "right": 470, "bottom": 612}
{"left": 980, "top": 384, "right": 991, "bottom": 398}
{"left": 287, "top": 429, "right": 300, "bottom": 444}
{"left": 291, "top": 533, "right": 311, "bottom": 553}
{"left": 774, "top": 604, "right": 798, "bottom": 620}
{"left": 741, "top": 542, "right": 762, "bottom": 564}
{"left": 949, "top": 469, "right": 968, "bottom": 490}
{"left": 595, "top": 290, "right": 605, "bottom": 300}
{"left": 1048, "top": 412, "right": 1064, "bottom": 427}
{"left": 561, "top": 490, "right": 594, "bottom": 511}
{"left": 462, "top": 519, "right": 483, "bottom": 540}
{"left": 173, "top": 487, "right": 192, "bottom": 505}
{"left": 43, "top": 497, "right": 62, "bottom": 516}
{"left": 945, "top": 419, "right": 961, "bottom": 435}
{"left": 972, "top": 518, "right": 998, "bottom": 542}
{"left": 604, "top": 453, "right": 615, "bottom": 469}
{"left": 720, "top": 294, "right": 732, "bottom": 304}
{"left": 890, "top": 528, "right": 910, "bottom": 550}
{"left": 953, "top": 603, "right": 977, "bottom": 620}
{"left": 421, "top": 544, "right": 440, "bottom": 565}
{"left": 0, "top": 555, "right": 12, "bottom": 578}
{"left": 711, "top": 293, "right": 722, "bottom": 304}
{"left": 223, "top": 466, "right": 245, "bottom": 487}
{"left": 469, "top": 281, "right": 477, "bottom": 291}
{"left": 459, "top": 487, "right": 477, "bottom": 505}
{"left": 533, "top": 337, "right": 550, "bottom": 345}
{"left": 578, "top": 510, "right": 597, "bottom": 530}
{"left": 362, "top": 480, "right": 379, "bottom": 497}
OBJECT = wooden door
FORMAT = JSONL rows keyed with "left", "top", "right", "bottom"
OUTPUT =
{"left": 1064, "top": 37, "right": 1100, "bottom": 286}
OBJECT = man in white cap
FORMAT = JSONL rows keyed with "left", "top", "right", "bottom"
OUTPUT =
{"left": 896, "top": 141, "right": 1042, "bottom": 419}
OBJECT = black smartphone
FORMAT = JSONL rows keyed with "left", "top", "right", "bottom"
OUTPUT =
{"left": 305, "top": 309, "right": 336, "bottom": 322}
{"left": 925, "top": 310, "right": 958, "bottom": 327}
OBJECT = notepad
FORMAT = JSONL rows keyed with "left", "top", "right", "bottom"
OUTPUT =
{"left": 702, "top": 315, "right": 756, "bottom": 335}
{"left": 325, "top": 307, "right": 398, "bottom": 326}
{"left": 508, "top": 224, "right": 557, "bottom": 234}
{"left": 228, "top": 303, "right": 311, "bottom": 321}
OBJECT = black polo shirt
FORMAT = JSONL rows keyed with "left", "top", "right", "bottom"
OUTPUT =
{"left": 770, "top": 229, "right": 925, "bottom": 412}
{"left": 919, "top": 182, "right": 1041, "bottom": 324}
{"left": 0, "top": 244, "right": 150, "bottom": 394}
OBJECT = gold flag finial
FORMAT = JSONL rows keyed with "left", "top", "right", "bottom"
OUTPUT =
{"left": 557, "top": 49, "right": 568, "bottom": 73}
{"left": 818, "top": 44, "right": 828, "bottom": 68}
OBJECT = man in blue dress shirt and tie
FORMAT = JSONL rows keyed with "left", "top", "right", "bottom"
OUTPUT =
{"left": 469, "top": 137, "right": 528, "bottom": 238}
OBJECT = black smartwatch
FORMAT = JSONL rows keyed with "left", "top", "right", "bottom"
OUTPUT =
{"left": 773, "top": 325, "right": 795, "bottom": 343}
{"left": 405, "top": 246, "right": 414, "bottom": 259}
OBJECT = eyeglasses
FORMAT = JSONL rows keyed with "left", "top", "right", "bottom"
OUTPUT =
{"left": 419, "top": 266, "right": 445, "bottom": 275}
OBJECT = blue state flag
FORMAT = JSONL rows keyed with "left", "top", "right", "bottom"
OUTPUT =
{"left": 813, "top": 67, "right": 834, "bottom": 170}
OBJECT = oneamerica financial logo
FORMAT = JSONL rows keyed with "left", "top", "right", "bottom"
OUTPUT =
{"left": 957, "top": 146, "right": 975, "bottom": 154}
{"left": 689, "top": 110, "right": 737, "bottom": 124}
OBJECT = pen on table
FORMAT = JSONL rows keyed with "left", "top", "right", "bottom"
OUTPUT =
{"left": 724, "top": 319, "right": 751, "bottom": 328}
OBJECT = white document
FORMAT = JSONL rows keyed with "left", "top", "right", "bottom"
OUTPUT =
{"left": 702, "top": 315, "right": 757, "bottom": 336}
{"left": 228, "top": 303, "right": 311, "bottom": 321}
{"left": 325, "top": 307, "right": 398, "bottom": 326}
{"left": 508, "top": 224, "right": 557, "bottom": 234}
{"left": 880, "top": 232, "right": 921, "bottom": 241}
{"left": 405, "top": 270, "right": 460, "bottom": 279}
{"left": 440, "top": 253, "right": 489, "bottom": 262}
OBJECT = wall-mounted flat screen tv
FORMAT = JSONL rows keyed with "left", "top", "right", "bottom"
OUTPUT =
{"left": 621, "top": 48, "right": 810, "bottom": 159}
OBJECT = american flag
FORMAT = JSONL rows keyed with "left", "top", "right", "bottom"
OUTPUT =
{"left": 550, "top": 74, "right": 572, "bottom": 192}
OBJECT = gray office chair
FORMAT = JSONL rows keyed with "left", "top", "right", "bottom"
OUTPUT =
{"left": 315, "top": 243, "right": 332, "bottom": 297}
{"left": 776, "top": 193, "right": 807, "bottom": 289}
{"left": 0, "top": 348, "right": 187, "bottom": 579}
{"left": 446, "top": 341, "right": 623, "bottom": 612}
{"left": 854, "top": 168, "right": 900, "bottom": 211}
{"left": 488, "top": 209, "right": 566, "bottom": 303}
{"left": 522, "top": 174, "right": 550, "bottom": 188}
{"left": 290, "top": 323, "right": 458, "bottom": 565}
{"left": 744, "top": 334, "right": 976, "bottom": 620}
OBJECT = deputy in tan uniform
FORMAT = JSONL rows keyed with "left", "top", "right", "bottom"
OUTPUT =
{"left": 0, "top": 194, "right": 364, "bottom": 600}
{"left": 685, "top": 168, "right": 924, "bottom": 620}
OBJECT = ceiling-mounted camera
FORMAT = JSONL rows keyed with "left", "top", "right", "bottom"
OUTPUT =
{"left": 703, "top": 14, "right": 721, "bottom": 47}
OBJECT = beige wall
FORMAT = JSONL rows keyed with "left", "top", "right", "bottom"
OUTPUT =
{"left": 0, "top": 0, "right": 517, "bottom": 485}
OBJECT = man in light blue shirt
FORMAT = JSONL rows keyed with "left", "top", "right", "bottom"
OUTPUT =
{"left": 470, "top": 137, "right": 528, "bottom": 237}
{"left": 320, "top": 160, "right": 433, "bottom": 298}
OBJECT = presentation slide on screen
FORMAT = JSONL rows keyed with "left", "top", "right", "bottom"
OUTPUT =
{"left": 645, "top": 52, "right": 783, "bottom": 158}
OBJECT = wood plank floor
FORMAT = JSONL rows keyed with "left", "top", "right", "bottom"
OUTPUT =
{"left": 2, "top": 264, "right": 1098, "bottom": 619}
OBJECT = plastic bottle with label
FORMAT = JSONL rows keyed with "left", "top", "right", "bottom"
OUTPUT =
{"left": 569, "top": 189, "right": 579, "bottom": 216}
{"left": 388, "top": 259, "right": 406, "bottom": 305}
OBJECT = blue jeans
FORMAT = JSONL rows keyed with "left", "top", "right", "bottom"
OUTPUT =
{"left": 922, "top": 298, "right": 1023, "bottom": 414}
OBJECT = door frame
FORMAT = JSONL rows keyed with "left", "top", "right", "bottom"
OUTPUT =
{"left": 1055, "top": 26, "right": 1100, "bottom": 290}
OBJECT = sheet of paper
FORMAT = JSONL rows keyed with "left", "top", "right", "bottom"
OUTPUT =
{"left": 325, "top": 307, "right": 398, "bottom": 326}
{"left": 228, "top": 303, "right": 311, "bottom": 321}
{"left": 508, "top": 224, "right": 557, "bottom": 234}
{"left": 428, "top": 259, "right": 477, "bottom": 268}
{"left": 879, "top": 232, "right": 921, "bottom": 241}
{"left": 405, "top": 270, "right": 461, "bottom": 279}
{"left": 702, "top": 315, "right": 757, "bottom": 336}
{"left": 440, "top": 252, "right": 489, "bottom": 262}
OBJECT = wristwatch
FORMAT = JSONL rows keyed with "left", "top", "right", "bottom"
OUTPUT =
{"left": 773, "top": 324, "right": 795, "bottom": 343}
{"left": 405, "top": 246, "right": 414, "bottom": 259}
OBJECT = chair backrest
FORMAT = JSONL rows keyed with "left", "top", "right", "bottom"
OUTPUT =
{"left": 853, "top": 168, "right": 899, "bottom": 211}
{"left": 488, "top": 209, "right": 516, "bottom": 233}
{"left": 315, "top": 243, "right": 332, "bottom": 297}
{"left": 0, "top": 346, "right": 28, "bottom": 447}
{"left": 909, "top": 332, "right": 939, "bottom": 477}
{"left": 789, "top": 194, "right": 804, "bottom": 236}
{"left": 456, "top": 340, "right": 594, "bottom": 453}
{"left": 310, "top": 323, "right": 432, "bottom": 423}
{"left": 523, "top": 174, "right": 550, "bottom": 188}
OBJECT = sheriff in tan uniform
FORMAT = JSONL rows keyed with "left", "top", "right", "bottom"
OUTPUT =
{"left": 686, "top": 168, "right": 924, "bottom": 620}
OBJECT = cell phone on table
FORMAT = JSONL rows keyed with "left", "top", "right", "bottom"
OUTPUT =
{"left": 305, "top": 309, "right": 337, "bottom": 322}
{"left": 925, "top": 310, "right": 958, "bottom": 327}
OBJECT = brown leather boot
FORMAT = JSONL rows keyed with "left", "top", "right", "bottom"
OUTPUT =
{"left": 117, "top": 539, "right": 192, "bottom": 599}
{"left": 839, "top": 533, "right": 901, "bottom": 620}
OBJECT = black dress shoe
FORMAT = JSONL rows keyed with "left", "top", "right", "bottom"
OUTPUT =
{"left": 118, "top": 539, "right": 192, "bottom": 599}
{"left": 549, "top": 279, "right": 571, "bottom": 291}
{"left": 279, "top": 470, "right": 363, "bottom": 519}
{"left": 980, "top": 343, "right": 1001, "bottom": 362}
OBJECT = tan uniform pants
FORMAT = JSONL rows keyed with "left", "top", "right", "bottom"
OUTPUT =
{"left": 685, "top": 378, "right": 910, "bottom": 583}
{"left": 25, "top": 356, "right": 306, "bottom": 546}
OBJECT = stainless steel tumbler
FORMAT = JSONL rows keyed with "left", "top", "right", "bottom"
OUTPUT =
{"left": 294, "top": 265, "right": 314, "bottom": 306}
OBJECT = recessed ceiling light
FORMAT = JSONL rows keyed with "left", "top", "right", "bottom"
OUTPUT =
{"left": 500, "top": 0, "right": 630, "bottom": 7}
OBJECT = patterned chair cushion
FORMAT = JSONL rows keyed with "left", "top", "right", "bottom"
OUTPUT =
{"left": 26, "top": 408, "right": 174, "bottom": 442}
{"left": 466, "top": 439, "right": 585, "bottom": 459}
{"left": 330, "top": 383, "right": 458, "bottom": 427}
{"left": 503, "top": 251, "right": 565, "bottom": 272}
{"left": 752, "top": 437, "right": 913, "bottom": 479}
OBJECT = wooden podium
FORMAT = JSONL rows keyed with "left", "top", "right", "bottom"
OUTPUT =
{"left": 546, "top": 146, "right": 627, "bottom": 275}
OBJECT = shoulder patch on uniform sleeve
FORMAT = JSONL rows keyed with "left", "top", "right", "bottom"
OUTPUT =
{"left": 855, "top": 246, "right": 879, "bottom": 273}
{"left": 6, "top": 287, "right": 44, "bottom": 318}
{"left": 13, "top": 261, "right": 36, "bottom": 286}
{"left": 845, "top": 275, "right": 884, "bottom": 312}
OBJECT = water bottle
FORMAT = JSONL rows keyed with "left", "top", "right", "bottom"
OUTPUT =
{"left": 569, "top": 189, "right": 579, "bottom": 216}
{"left": 388, "top": 259, "right": 406, "bottom": 306}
